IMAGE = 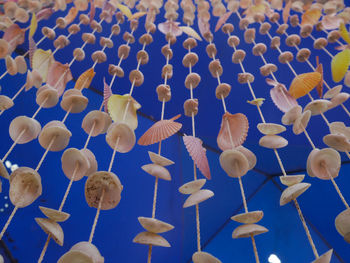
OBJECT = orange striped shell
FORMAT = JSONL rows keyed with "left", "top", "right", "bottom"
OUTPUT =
{"left": 138, "top": 115, "right": 182, "bottom": 146}
{"left": 289, "top": 72, "right": 321, "bottom": 99}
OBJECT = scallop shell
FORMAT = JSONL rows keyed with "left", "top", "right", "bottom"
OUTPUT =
{"left": 217, "top": 112, "right": 248, "bottom": 151}
{"left": 215, "top": 11, "right": 233, "bottom": 32}
{"left": 331, "top": 49, "right": 350, "bottom": 83}
{"left": 315, "top": 57, "right": 323, "bottom": 98}
{"left": 289, "top": 72, "right": 322, "bottom": 99}
{"left": 282, "top": 0, "right": 292, "bottom": 24}
{"left": 74, "top": 68, "right": 95, "bottom": 91}
{"left": 47, "top": 61, "right": 72, "bottom": 97}
{"left": 158, "top": 20, "right": 182, "bottom": 36}
{"left": 301, "top": 8, "right": 321, "bottom": 26}
{"left": 183, "top": 135, "right": 211, "bottom": 180}
{"left": 268, "top": 79, "right": 298, "bottom": 113}
{"left": 138, "top": 115, "right": 182, "bottom": 146}
{"left": 103, "top": 78, "right": 112, "bottom": 113}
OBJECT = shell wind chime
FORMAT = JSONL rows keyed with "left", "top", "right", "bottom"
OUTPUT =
{"left": 0, "top": 0, "right": 349, "bottom": 262}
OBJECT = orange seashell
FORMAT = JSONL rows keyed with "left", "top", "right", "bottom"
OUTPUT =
{"left": 217, "top": 112, "right": 249, "bottom": 151}
{"left": 64, "top": 7, "right": 79, "bottom": 25}
{"left": 74, "top": 68, "right": 95, "bottom": 90}
{"left": 138, "top": 115, "right": 182, "bottom": 146}
{"left": 183, "top": 135, "right": 211, "bottom": 180}
{"left": 301, "top": 8, "right": 321, "bottom": 26}
{"left": 315, "top": 56, "right": 324, "bottom": 98}
{"left": 289, "top": 72, "right": 322, "bottom": 99}
{"left": 282, "top": 0, "right": 292, "bottom": 24}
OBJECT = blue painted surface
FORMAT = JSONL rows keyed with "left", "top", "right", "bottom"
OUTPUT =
{"left": 0, "top": 3, "right": 349, "bottom": 263}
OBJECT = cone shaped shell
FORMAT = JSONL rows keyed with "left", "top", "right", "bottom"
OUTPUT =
{"left": 9, "top": 167, "right": 42, "bottom": 208}
{"left": 219, "top": 149, "right": 249, "bottom": 178}
{"left": 133, "top": 231, "right": 170, "bottom": 247}
{"left": 217, "top": 112, "right": 248, "bottom": 151}
{"left": 106, "top": 122, "right": 136, "bottom": 153}
{"left": 138, "top": 116, "right": 182, "bottom": 145}
{"left": 235, "top": 146, "right": 257, "bottom": 170}
{"left": 0, "top": 161, "right": 9, "bottom": 180}
{"left": 257, "top": 123, "right": 286, "bottom": 135}
{"left": 138, "top": 217, "right": 174, "bottom": 233}
{"left": 183, "top": 189, "right": 214, "bottom": 208}
{"left": 183, "top": 135, "right": 211, "bottom": 179}
{"left": 107, "top": 94, "right": 140, "bottom": 130}
{"left": 58, "top": 241, "right": 104, "bottom": 263}
{"left": 279, "top": 174, "right": 305, "bottom": 186}
{"left": 82, "top": 110, "right": 112, "bottom": 137}
{"left": 192, "top": 251, "right": 222, "bottom": 263}
{"left": 61, "top": 148, "right": 90, "bottom": 181}
{"left": 85, "top": 171, "right": 123, "bottom": 210}
{"left": 148, "top": 151, "right": 174, "bottom": 166}
{"left": 310, "top": 148, "right": 341, "bottom": 180}
{"left": 141, "top": 164, "right": 171, "bottom": 181}
{"left": 35, "top": 218, "right": 64, "bottom": 246}
{"left": 259, "top": 135, "right": 288, "bottom": 149}
{"left": 270, "top": 83, "right": 298, "bottom": 113}
{"left": 323, "top": 134, "right": 350, "bottom": 152}
{"left": 38, "top": 121, "right": 72, "bottom": 151}
{"left": 293, "top": 110, "right": 311, "bottom": 135}
{"left": 282, "top": 105, "right": 302, "bottom": 125}
{"left": 304, "top": 99, "right": 331, "bottom": 115}
{"left": 9, "top": 116, "right": 41, "bottom": 144}
{"left": 311, "top": 249, "right": 333, "bottom": 263}
{"left": 39, "top": 206, "right": 70, "bottom": 222}
{"left": 179, "top": 179, "right": 206, "bottom": 195}
{"left": 231, "top": 210, "right": 264, "bottom": 224}
{"left": 232, "top": 224, "right": 268, "bottom": 238}
{"left": 289, "top": 72, "right": 322, "bottom": 99}
{"left": 280, "top": 182, "right": 311, "bottom": 206}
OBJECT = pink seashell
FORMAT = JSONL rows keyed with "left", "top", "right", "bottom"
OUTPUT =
{"left": 217, "top": 112, "right": 249, "bottom": 151}
{"left": 215, "top": 11, "right": 233, "bottom": 32}
{"left": 198, "top": 18, "right": 210, "bottom": 39}
{"left": 322, "top": 15, "right": 342, "bottom": 30}
{"left": 102, "top": 1, "right": 116, "bottom": 23}
{"left": 36, "top": 8, "right": 54, "bottom": 22}
{"left": 47, "top": 61, "right": 72, "bottom": 97}
{"left": 138, "top": 115, "right": 182, "bottom": 145}
{"left": 3, "top": 24, "right": 25, "bottom": 54}
{"left": 103, "top": 77, "right": 112, "bottom": 113}
{"left": 29, "top": 36, "right": 36, "bottom": 68}
{"left": 158, "top": 20, "right": 183, "bottom": 36}
{"left": 89, "top": 0, "right": 96, "bottom": 22}
{"left": 268, "top": 78, "right": 298, "bottom": 113}
{"left": 183, "top": 135, "right": 211, "bottom": 180}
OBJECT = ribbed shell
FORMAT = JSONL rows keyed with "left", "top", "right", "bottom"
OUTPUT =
{"left": 270, "top": 82, "right": 298, "bottom": 113}
{"left": 103, "top": 78, "right": 112, "bottom": 113}
{"left": 74, "top": 68, "right": 95, "bottom": 90}
{"left": 289, "top": 72, "right": 322, "bottom": 99}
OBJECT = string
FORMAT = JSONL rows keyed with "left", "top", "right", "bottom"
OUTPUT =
{"left": 84, "top": 121, "right": 96, "bottom": 149}
{"left": 326, "top": 168, "right": 349, "bottom": 209}
{"left": 1, "top": 128, "right": 26, "bottom": 163}
{"left": 250, "top": 235, "right": 260, "bottom": 263}
{"left": 88, "top": 189, "right": 105, "bottom": 243}
{"left": 35, "top": 136, "right": 56, "bottom": 172}
{"left": 37, "top": 235, "right": 51, "bottom": 263}
{"left": 59, "top": 163, "right": 79, "bottom": 211}
{"left": 238, "top": 176, "right": 249, "bottom": 213}
{"left": 0, "top": 206, "right": 18, "bottom": 240}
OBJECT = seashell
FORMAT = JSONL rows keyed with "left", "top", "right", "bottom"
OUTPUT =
{"left": 53, "top": 35, "right": 70, "bottom": 49}
{"left": 238, "top": 73, "right": 254, "bottom": 84}
{"left": 217, "top": 112, "right": 248, "bottom": 151}
{"left": 252, "top": 43, "right": 267, "bottom": 56}
{"left": 39, "top": 206, "right": 70, "bottom": 222}
{"left": 9, "top": 167, "right": 42, "bottom": 208}
{"left": 183, "top": 135, "right": 211, "bottom": 179}
{"left": 35, "top": 218, "right": 63, "bottom": 246}
{"left": 215, "top": 83, "right": 231, "bottom": 99}
{"left": 79, "top": 14, "right": 90, "bottom": 24}
{"left": 324, "top": 85, "right": 343, "bottom": 99}
{"left": 232, "top": 49, "right": 246, "bottom": 64}
{"left": 156, "top": 84, "right": 171, "bottom": 102}
{"left": 111, "top": 24, "right": 121, "bottom": 36}
{"left": 269, "top": 81, "right": 298, "bottom": 113}
{"left": 38, "top": 121, "right": 72, "bottom": 151}
{"left": 138, "top": 217, "right": 174, "bottom": 234}
{"left": 219, "top": 149, "right": 249, "bottom": 178}
{"left": 247, "top": 98, "right": 265, "bottom": 106}
{"left": 183, "top": 189, "right": 214, "bottom": 208}
{"left": 335, "top": 209, "right": 350, "bottom": 242}
{"left": 260, "top": 64, "right": 277, "bottom": 77}
{"left": 142, "top": 164, "right": 171, "bottom": 181}
{"left": 301, "top": 8, "right": 321, "bottom": 26}
{"left": 185, "top": 73, "right": 201, "bottom": 90}
{"left": 9, "top": 116, "right": 41, "bottom": 144}
{"left": 82, "top": 33, "right": 96, "bottom": 44}
{"left": 5, "top": 55, "right": 17, "bottom": 76}
{"left": 85, "top": 171, "right": 123, "bottom": 210}
{"left": 32, "top": 49, "right": 53, "bottom": 82}
{"left": 311, "top": 249, "right": 333, "bottom": 263}
{"left": 328, "top": 93, "right": 350, "bottom": 110}
{"left": 282, "top": 105, "right": 302, "bottom": 125}
{"left": 133, "top": 232, "right": 170, "bottom": 247}
{"left": 0, "top": 160, "right": 9, "bottom": 180}
{"left": 108, "top": 64, "right": 124, "bottom": 78}
{"left": 313, "top": 38, "right": 328, "bottom": 50}
{"left": 138, "top": 115, "right": 182, "bottom": 146}
{"left": 293, "top": 110, "right": 311, "bottom": 135}
{"left": 209, "top": 60, "right": 223, "bottom": 77}
{"left": 329, "top": 122, "right": 350, "bottom": 139}
{"left": 280, "top": 174, "right": 305, "bottom": 187}
{"left": 3, "top": 24, "right": 25, "bottom": 55}
{"left": 183, "top": 52, "right": 199, "bottom": 68}
{"left": 100, "top": 37, "right": 113, "bottom": 48}
{"left": 14, "top": 8, "right": 29, "bottom": 23}
{"left": 82, "top": 110, "right": 112, "bottom": 137}
{"left": 304, "top": 99, "right": 331, "bottom": 115}
{"left": 227, "top": 36, "right": 240, "bottom": 48}
{"left": 36, "top": 86, "right": 59, "bottom": 108}
{"left": 239, "top": 18, "right": 249, "bottom": 30}
{"left": 285, "top": 35, "right": 301, "bottom": 47}
{"left": 278, "top": 51, "right": 294, "bottom": 64}
{"left": 137, "top": 50, "right": 149, "bottom": 65}
{"left": 129, "top": 70, "right": 144, "bottom": 87}
{"left": 300, "top": 24, "right": 313, "bottom": 38}
{"left": 106, "top": 122, "right": 136, "bottom": 153}
{"left": 244, "top": 28, "right": 255, "bottom": 44}
{"left": 296, "top": 48, "right": 311, "bottom": 62}
{"left": 61, "top": 148, "right": 90, "bottom": 181}
{"left": 259, "top": 135, "right": 288, "bottom": 149}
{"left": 345, "top": 71, "right": 350, "bottom": 88}
{"left": 179, "top": 179, "right": 206, "bottom": 195}
{"left": 231, "top": 211, "right": 264, "bottom": 224}
{"left": 47, "top": 61, "right": 72, "bottom": 97}
{"left": 282, "top": 0, "right": 291, "bottom": 23}
{"left": 310, "top": 148, "right": 341, "bottom": 180}
{"left": 184, "top": 99, "right": 198, "bottom": 117}
{"left": 118, "top": 44, "right": 130, "bottom": 59}
{"left": 291, "top": 1, "right": 303, "bottom": 13}
{"left": 123, "top": 32, "right": 135, "bottom": 44}
{"left": 139, "top": 33, "right": 153, "bottom": 46}
{"left": 328, "top": 30, "right": 341, "bottom": 43}
{"left": 232, "top": 224, "right": 268, "bottom": 238}
{"left": 270, "top": 36, "right": 281, "bottom": 49}
{"left": 222, "top": 23, "right": 234, "bottom": 34}
{"left": 331, "top": 49, "right": 350, "bottom": 83}
{"left": 4, "top": 2, "right": 17, "bottom": 18}
{"left": 280, "top": 183, "right": 311, "bottom": 206}
{"left": 90, "top": 20, "right": 102, "bottom": 33}
{"left": 183, "top": 38, "right": 197, "bottom": 50}
{"left": 192, "top": 252, "right": 222, "bottom": 263}
{"left": 91, "top": 50, "right": 107, "bottom": 63}
{"left": 289, "top": 72, "right": 322, "bottom": 99}
{"left": 323, "top": 134, "right": 350, "bottom": 152}
{"left": 322, "top": 15, "right": 342, "bottom": 30}
{"left": 276, "top": 23, "right": 288, "bottom": 35}
{"left": 74, "top": 68, "right": 95, "bottom": 91}
{"left": 58, "top": 242, "right": 104, "bottom": 263}
{"left": 0, "top": 39, "right": 9, "bottom": 59}
{"left": 259, "top": 22, "right": 271, "bottom": 35}
{"left": 257, "top": 123, "right": 286, "bottom": 135}
{"left": 80, "top": 148, "right": 97, "bottom": 177}
{"left": 68, "top": 24, "right": 81, "bottom": 35}
{"left": 148, "top": 151, "right": 174, "bottom": 167}
{"left": 270, "top": 12, "right": 280, "bottom": 24}
{"left": 14, "top": 56, "right": 27, "bottom": 74}
{"left": 73, "top": 48, "right": 85, "bottom": 61}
